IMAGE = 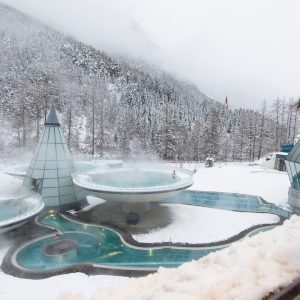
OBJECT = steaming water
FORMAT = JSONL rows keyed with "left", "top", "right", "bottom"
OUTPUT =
{"left": 91, "top": 170, "right": 179, "bottom": 188}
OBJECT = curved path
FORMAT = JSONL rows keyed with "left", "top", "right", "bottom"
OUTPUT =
{"left": 7, "top": 190, "right": 292, "bottom": 278}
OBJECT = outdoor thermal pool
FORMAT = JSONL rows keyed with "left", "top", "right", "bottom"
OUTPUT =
{"left": 12, "top": 190, "right": 290, "bottom": 273}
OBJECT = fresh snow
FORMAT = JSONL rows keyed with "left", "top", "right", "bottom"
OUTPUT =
{"left": 0, "top": 161, "right": 295, "bottom": 300}
{"left": 133, "top": 204, "right": 279, "bottom": 243}
{"left": 189, "top": 162, "right": 290, "bottom": 207}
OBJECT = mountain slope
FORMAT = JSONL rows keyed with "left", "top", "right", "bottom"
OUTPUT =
{"left": 0, "top": 4, "right": 281, "bottom": 161}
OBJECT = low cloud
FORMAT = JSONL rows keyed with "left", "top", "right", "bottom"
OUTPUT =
{"left": 3, "top": 0, "right": 300, "bottom": 109}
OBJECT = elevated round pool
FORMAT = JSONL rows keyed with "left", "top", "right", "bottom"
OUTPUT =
{"left": 72, "top": 164, "right": 193, "bottom": 212}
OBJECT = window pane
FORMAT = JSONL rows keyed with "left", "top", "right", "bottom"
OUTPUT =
{"left": 59, "top": 186, "right": 74, "bottom": 196}
{"left": 46, "top": 144, "right": 57, "bottom": 160}
{"left": 43, "top": 196, "right": 59, "bottom": 206}
{"left": 59, "top": 177, "right": 73, "bottom": 186}
{"left": 56, "top": 144, "right": 65, "bottom": 160}
{"left": 44, "top": 170, "right": 57, "bottom": 178}
{"left": 45, "top": 161, "right": 58, "bottom": 169}
{"left": 42, "top": 188, "right": 59, "bottom": 197}
{"left": 58, "top": 169, "right": 70, "bottom": 177}
{"left": 37, "top": 144, "right": 47, "bottom": 160}
{"left": 43, "top": 179, "right": 59, "bottom": 188}
{"left": 41, "top": 128, "right": 49, "bottom": 144}
{"left": 55, "top": 127, "right": 62, "bottom": 143}
{"left": 48, "top": 127, "right": 55, "bottom": 143}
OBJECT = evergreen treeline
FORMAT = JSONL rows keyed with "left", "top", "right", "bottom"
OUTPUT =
{"left": 0, "top": 4, "right": 298, "bottom": 161}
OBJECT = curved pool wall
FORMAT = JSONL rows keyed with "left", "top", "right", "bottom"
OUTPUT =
{"left": 72, "top": 165, "right": 193, "bottom": 206}
{"left": 15, "top": 214, "right": 224, "bottom": 271}
{"left": 0, "top": 195, "right": 44, "bottom": 233}
{"left": 13, "top": 190, "right": 291, "bottom": 273}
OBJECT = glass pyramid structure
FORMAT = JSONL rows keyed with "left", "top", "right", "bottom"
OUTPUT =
{"left": 285, "top": 140, "right": 300, "bottom": 190}
{"left": 285, "top": 139, "right": 300, "bottom": 209}
{"left": 23, "top": 107, "right": 86, "bottom": 212}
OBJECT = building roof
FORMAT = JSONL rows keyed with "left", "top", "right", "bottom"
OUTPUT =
{"left": 286, "top": 139, "right": 300, "bottom": 163}
{"left": 45, "top": 106, "right": 60, "bottom": 126}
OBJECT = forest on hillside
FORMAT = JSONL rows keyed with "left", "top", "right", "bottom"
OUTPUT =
{"left": 0, "top": 4, "right": 299, "bottom": 162}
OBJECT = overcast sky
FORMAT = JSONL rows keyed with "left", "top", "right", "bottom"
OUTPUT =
{"left": 3, "top": 0, "right": 300, "bottom": 109}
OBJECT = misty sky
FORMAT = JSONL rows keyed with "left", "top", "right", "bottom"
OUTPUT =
{"left": 3, "top": 0, "right": 300, "bottom": 109}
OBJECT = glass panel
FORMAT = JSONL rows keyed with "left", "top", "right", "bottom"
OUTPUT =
{"left": 294, "top": 147, "right": 300, "bottom": 163}
{"left": 43, "top": 196, "right": 60, "bottom": 206}
{"left": 294, "top": 163, "right": 300, "bottom": 189}
{"left": 59, "top": 186, "right": 74, "bottom": 196}
{"left": 57, "top": 161, "right": 68, "bottom": 169}
{"left": 58, "top": 169, "right": 70, "bottom": 177}
{"left": 44, "top": 170, "right": 57, "bottom": 178}
{"left": 42, "top": 188, "right": 59, "bottom": 197}
{"left": 60, "top": 194, "right": 75, "bottom": 204}
{"left": 37, "top": 144, "right": 47, "bottom": 160}
{"left": 43, "top": 179, "right": 59, "bottom": 188}
{"left": 32, "top": 170, "right": 44, "bottom": 178}
{"left": 290, "top": 162, "right": 298, "bottom": 189}
{"left": 56, "top": 144, "right": 65, "bottom": 160}
{"left": 35, "top": 161, "right": 45, "bottom": 169}
{"left": 45, "top": 161, "right": 58, "bottom": 170}
{"left": 285, "top": 161, "right": 293, "bottom": 183}
{"left": 41, "top": 128, "right": 49, "bottom": 144}
{"left": 59, "top": 177, "right": 73, "bottom": 186}
{"left": 55, "top": 127, "right": 62, "bottom": 143}
{"left": 289, "top": 143, "right": 300, "bottom": 162}
{"left": 46, "top": 144, "right": 57, "bottom": 160}
{"left": 48, "top": 127, "right": 55, "bottom": 143}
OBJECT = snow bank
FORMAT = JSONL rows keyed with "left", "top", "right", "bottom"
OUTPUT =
{"left": 133, "top": 204, "right": 279, "bottom": 243}
{"left": 59, "top": 216, "right": 300, "bottom": 300}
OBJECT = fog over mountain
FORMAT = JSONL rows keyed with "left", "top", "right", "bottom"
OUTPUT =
{"left": 2, "top": 0, "right": 300, "bottom": 109}
{"left": 2, "top": 3, "right": 296, "bottom": 162}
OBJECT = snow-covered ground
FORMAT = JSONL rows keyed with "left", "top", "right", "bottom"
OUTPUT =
{"left": 133, "top": 204, "right": 279, "bottom": 243}
{"left": 0, "top": 161, "right": 295, "bottom": 300}
{"left": 188, "top": 162, "right": 290, "bottom": 206}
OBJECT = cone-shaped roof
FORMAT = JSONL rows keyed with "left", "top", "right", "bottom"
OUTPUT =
{"left": 23, "top": 108, "right": 86, "bottom": 212}
{"left": 45, "top": 106, "right": 60, "bottom": 126}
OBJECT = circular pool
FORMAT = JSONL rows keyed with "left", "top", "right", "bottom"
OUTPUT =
{"left": 0, "top": 195, "right": 44, "bottom": 233}
{"left": 72, "top": 164, "right": 193, "bottom": 205}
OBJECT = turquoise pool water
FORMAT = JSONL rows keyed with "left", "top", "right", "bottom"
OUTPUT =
{"left": 0, "top": 200, "right": 23, "bottom": 221}
{"left": 163, "top": 191, "right": 290, "bottom": 218}
{"left": 15, "top": 190, "right": 290, "bottom": 271}
{"left": 16, "top": 214, "right": 219, "bottom": 270}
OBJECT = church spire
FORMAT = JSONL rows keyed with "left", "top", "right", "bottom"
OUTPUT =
{"left": 224, "top": 96, "right": 228, "bottom": 109}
